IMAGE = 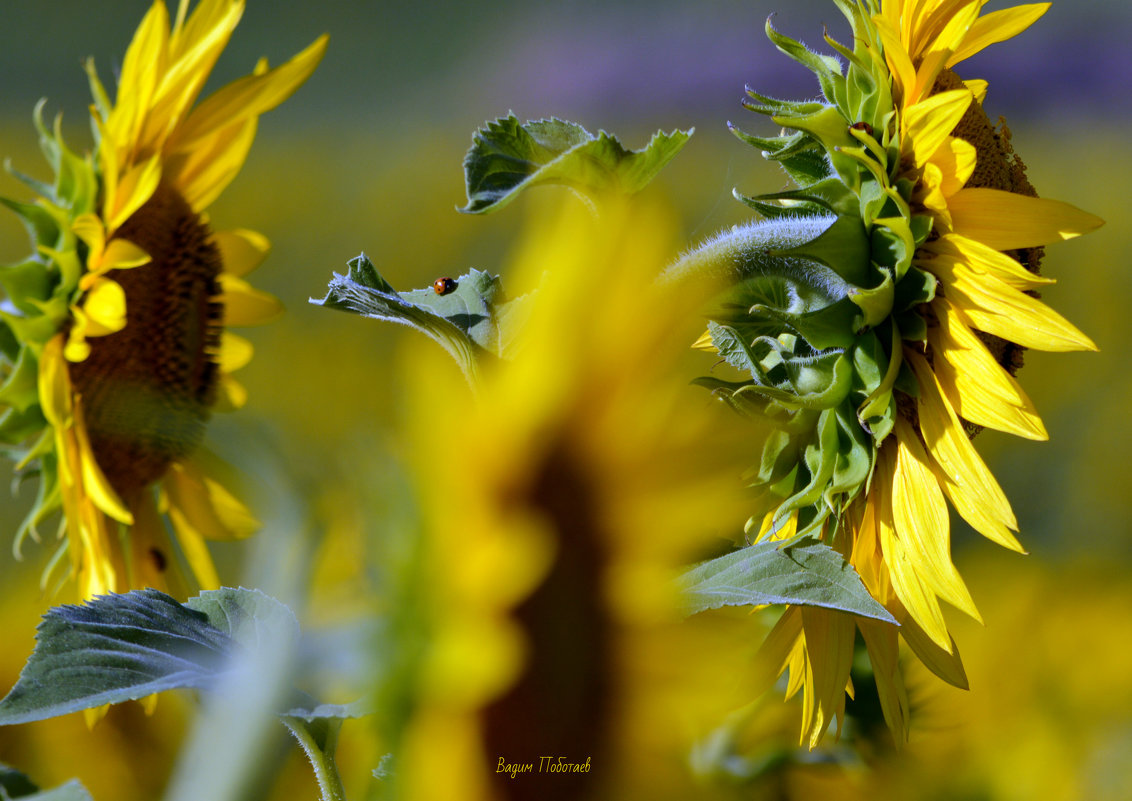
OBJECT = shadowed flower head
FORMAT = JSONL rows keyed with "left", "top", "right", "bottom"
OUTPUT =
{"left": 672, "top": 0, "right": 1102, "bottom": 748}
{"left": 388, "top": 197, "right": 754, "bottom": 801}
{"left": 0, "top": 0, "right": 327, "bottom": 599}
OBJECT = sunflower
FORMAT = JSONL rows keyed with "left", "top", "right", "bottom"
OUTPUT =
{"left": 387, "top": 198, "right": 755, "bottom": 801}
{"left": 671, "top": 0, "right": 1102, "bottom": 747}
{"left": 0, "top": 0, "right": 327, "bottom": 599}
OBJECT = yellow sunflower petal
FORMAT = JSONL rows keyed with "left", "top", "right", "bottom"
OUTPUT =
{"left": 906, "top": 349, "right": 1025, "bottom": 552}
{"left": 81, "top": 278, "right": 128, "bottom": 336}
{"left": 924, "top": 232, "right": 1055, "bottom": 291}
{"left": 896, "top": 607, "right": 969, "bottom": 689}
{"left": 964, "top": 78, "right": 988, "bottom": 105}
{"left": 947, "top": 3, "right": 1051, "bottom": 67}
{"left": 168, "top": 33, "right": 329, "bottom": 155}
{"left": 930, "top": 297, "right": 1048, "bottom": 441}
{"left": 218, "top": 331, "right": 254, "bottom": 373}
{"left": 99, "top": 238, "right": 152, "bottom": 271}
{"left": 784, "top": 636, "right": 807, "bottom": 700}
{"left": 753, "top": 604, "right": 804, "bottom": 691}
{"left": 799, "top": 606, "right": 856, "bottom": 749}
{"left": 37, "top": 336, "right": 72, "bottom": 428}
{"left": 917, "top": 162, "right": 949, "bottom": 216}
{"left": 140, "top": 0, "right": 245, "bottom": 150}
{"left": 948, "top": 188, "right": 1105, "bottom": 250}
{"left": 164, "top": 511, "right": 221, "bottom": 590}
{"left": 909, "top": 2, "right": 981, "bottom": 105}
{"left": 929, "top": 136, "right": 977, "bottom": 199}
{"left": 911, "top": 0, "right": 979, "bottom": 58}
{"left": 215, "top": 374, "right": 248, "bottom": 412}
{"left": 930, "top": 254, "right": 1097, "bottom": 352}
{"left": 73, "top": 397, "right": 134, "bottom": 525}
{"left": 880, "top": 508, "right": 952, "bottom": 650}
{"left": 213, "top": 228, "right": 271, "bottom": 277}
{"left": 904, "top": 89, "right": 972, "bottom": 167}
{"left": 127, "top": 490, "right": 176, "bottom": 594}
{"left": 850, "top": 496, "right": 888, "bottom": 599}
{"left": 164, "top": 459, "right": 260, "bottom": 541}
{"left": 858, "top": 619, "right": 909, "bottom": 742}
{"left": 168, "top": 115, "right": 257, "bottom": 212}
{"left": 873, "top": 12, "right": 917, "bottom": 106}
{"left": 106, "top": 153, "right": 163, "bottom": 232}
{"left": 83, "top": 705, "right": 111, "bottom": 730}
{"left": 72, "top": 213, "right": 107, "bottom": 258}
{"left": 691, "top": 328, "right": 716, "bottom": 352}
{"left": 108, "top": 0, "right": 170, "bottom": 153}
{"left": 874, "top": 443, "right": 952, "bottom": 650}
{"left": 891, "top": 418, "right": 982, "bottom": 619}
{"left": 219, "top": 273, "right": 283, "bottom": 325}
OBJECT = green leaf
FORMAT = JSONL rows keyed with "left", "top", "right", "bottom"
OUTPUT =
{"left": 185, "top": 587, "right": 300, "bottom": 650}
{"left": 281, "top": 697, "right": 374, "bottom": 722}
{"left": 399, "top": 270, "right": 507, "bottom": 356}
{"left": 0, "top": 198, "right": 60, "bottom": 250}
{"left": 0, "top": 345, "right": 40, "bottom": 413}
{"left": 279, "top": 695, "right": 368, "bottom": 801}
{"left": 461, "top": 114, "right": 691, "bottom": 214}
{"left": 0, "top": 764, "right": 38, "bottom": 798}
{"left": 311, "top": 254, "right": 506, "bottom": 381}
{"left": 0, "top": 590, "right": 232, "bottom": 726}
{"left": 2, "top": 780, "right": 94, "bottom": 801}
{"left": 0, "top": 405, "right": 48, "bottom": 446}
{"left": 678, "top": 541, "right": 896, "bottom": 623}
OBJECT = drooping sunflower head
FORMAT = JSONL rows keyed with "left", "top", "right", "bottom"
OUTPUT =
{"left": 0, "top": 0, "right": 327, "bottom": 599}
{"left": 672, "top": 0, "right": 1102, "bottom": 746}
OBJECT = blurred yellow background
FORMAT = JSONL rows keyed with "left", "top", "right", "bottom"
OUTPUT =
{"left": 1, "top": 1, "right": 1130, "bottom": 799}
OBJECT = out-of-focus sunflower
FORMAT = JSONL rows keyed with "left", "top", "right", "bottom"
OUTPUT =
{"left": 0, "top": 0, "right": 327, "bottom": 599}
{"left": 388, "top": 197, "right": 755, "bottom": 801}
{"left": 671, "top": 0, "right": 1102, "bottom": 747}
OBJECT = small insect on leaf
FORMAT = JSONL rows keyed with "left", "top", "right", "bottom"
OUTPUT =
{"left": 432, "top": 277, "right": 457, "bottom": 295}
{"left": 849, "top": 121, "right": 873, "bottom": 137}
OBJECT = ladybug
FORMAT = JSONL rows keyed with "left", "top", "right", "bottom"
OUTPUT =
{"left": 849, "top": 121, "right": 874, "bottom": 137}
{"left": 432, "top": 277, "right": 457, "bottom": 295}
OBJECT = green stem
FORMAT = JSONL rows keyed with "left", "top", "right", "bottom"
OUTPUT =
{"left": 282, "top": 716, "right": 348, "bottom": 801}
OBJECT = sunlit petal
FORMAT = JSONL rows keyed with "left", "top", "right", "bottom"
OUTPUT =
{"left": 948, "top": 3, "right": 1051, "bottom": 66}
{"left": 949, "top": 188, "right": 1105, "bottom": 250}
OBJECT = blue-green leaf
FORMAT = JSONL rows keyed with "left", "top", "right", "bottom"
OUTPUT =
{"left": 461, "top": 114, "right": 691, "bottom": 214}
{"left": 0, "top": 590, "right": 232, "bottom": 726}
{"left": 4, "top": 780, "right": 93, "bottom": 801}
{"left": 311, "top": 254, "right": 510, "bottom": 381}
{"left": 0, "top": 764, "right": 38, "bottom": 798}
{"left": 185, "top": 587, "right": 300, "bottom": 650}
{"left": 0, "top": 588, "right": 301, "bottom": 726}
{"left": 678, "top": 541, "right": 896, "bottom": 623}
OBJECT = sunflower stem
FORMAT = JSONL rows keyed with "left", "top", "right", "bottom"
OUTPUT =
{"left": 282, "top": 716, "right": 349, "bottom": 801}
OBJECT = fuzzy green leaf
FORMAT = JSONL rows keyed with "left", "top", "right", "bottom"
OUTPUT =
{"left": 461, "top": 114, "right": 691, "bottom": 214}
{"left": 311, "top": 254, "right": 509, "bottom": 380}
{"left": 2, "top": 779, "right": 93, "bottom": 801}
{"left": 0, "top": 590, "right": 233, "bottom": 725}
{"left": 0, "top": 589, "right": 301, "bottom": 726}
{"left": 0, "top": 764, "right": 38, "bottom": 798}
{"left": 185, "top": 587, "right": 300, "bottom": 650}
{"left": 679, "top": 540, "right": 896, "bottom": 623}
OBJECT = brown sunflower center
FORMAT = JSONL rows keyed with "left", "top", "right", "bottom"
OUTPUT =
{"left": 483, "top": 441, "right": 613, "bottom": 801}
{"left": 68, "top": 183, "right": 223, "bottom": 501}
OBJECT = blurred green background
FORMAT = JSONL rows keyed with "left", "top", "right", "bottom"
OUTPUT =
{"left": 1, "top": 1, "right": 1130, "bottom": 799}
